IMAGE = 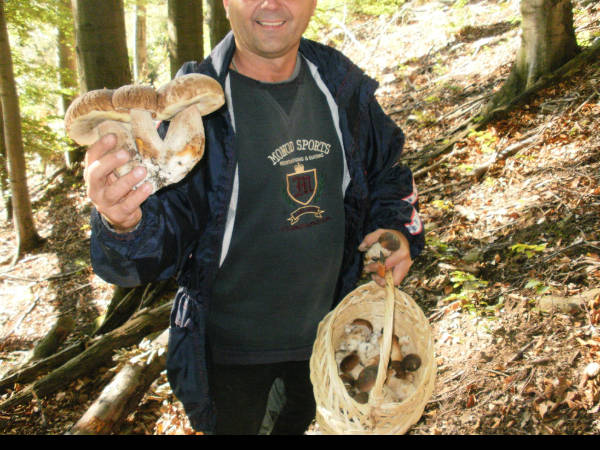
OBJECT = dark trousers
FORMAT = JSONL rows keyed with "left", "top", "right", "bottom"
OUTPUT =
{"left": 209, "top": 360, "right": 315, "bottom": 435}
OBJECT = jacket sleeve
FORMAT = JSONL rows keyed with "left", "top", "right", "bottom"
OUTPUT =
{"left": 90, "top": 166, "right": 209, "bottom": 287}
{"left": 364, "top": 98, "right": 425, "bottom": 260}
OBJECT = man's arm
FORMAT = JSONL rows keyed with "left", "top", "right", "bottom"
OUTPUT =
{"left": 360, "top": 99, "right": 425, "bottom": 286}
{"left": 85, "top": 132, "right": 207, "bottom": 287}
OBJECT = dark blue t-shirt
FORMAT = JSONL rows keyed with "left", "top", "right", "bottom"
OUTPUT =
{"left": 208, "top": 59, "right": 346, "bottom": 364}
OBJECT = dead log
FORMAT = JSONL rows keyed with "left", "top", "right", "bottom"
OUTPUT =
{"left": 0, "top": 340, "right": 86, "bottom": 395}
{"left": 29, "top": 314, "right": 76, "bottom": 362}
{"left": 68, "top": 329, "right": 169, "bottom": 435}
{"left": 94, "top": 279, "right": 174, "bottom": 336}
{"left": 0, "top": 302, "right": 171, "bottom": 412}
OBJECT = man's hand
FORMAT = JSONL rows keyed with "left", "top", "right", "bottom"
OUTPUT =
{"left": 84, "top": 133, "right": 152, "bottom": 232}
{"left": 359, "top": 228, "right": 412, "bottom": 287}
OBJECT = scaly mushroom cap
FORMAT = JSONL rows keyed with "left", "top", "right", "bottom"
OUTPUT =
{"left": 156, "top": 73, "right": 225, "bottom": 120}
{"left": 64, "top": 89, "right": 130, "bottom": 146}
{"left": 112, "top": 84, "right": 158, "bottom": 115}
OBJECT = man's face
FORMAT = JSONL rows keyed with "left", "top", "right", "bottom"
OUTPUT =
{"left": 223, "top": 0, "right": 317, "bottom": 60}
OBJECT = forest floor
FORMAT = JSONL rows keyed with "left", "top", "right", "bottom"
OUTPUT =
{"left": 0, "top": 0, "right": 599, "bottom": 435}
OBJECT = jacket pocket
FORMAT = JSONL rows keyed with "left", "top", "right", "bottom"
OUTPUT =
{"left": 166, "top": 288, "right": 215, "bottom": 432}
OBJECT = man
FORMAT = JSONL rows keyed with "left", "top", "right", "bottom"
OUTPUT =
{"left": 85, "top": 0, "right": 424, "bottom": 435}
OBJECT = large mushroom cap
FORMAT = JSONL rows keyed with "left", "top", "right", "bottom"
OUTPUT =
{"left": 64, "top": 89, "right": 130, "bottom": 146}
{"left": 112, "top": 84, "right": 158, "bottom": 114}
{"left": 156, "top": 73, "right": 225, "bottom": 120}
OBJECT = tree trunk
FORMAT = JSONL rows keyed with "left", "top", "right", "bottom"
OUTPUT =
{"left": 0, "top": 302, "right": 171, "bottom": 412}
{"left": 68, "top": 330, "right": 168, "bottom": 435}
{"left": 58, "top": 0, "right": 83, "bottom": 169}
{"left": 72, "top": 0, "right": 131, "bottom": 91}
{"left": 167, "top": 0, "right": 203, "bottom": 78}
{"left": 0, "top": 101, "right": 12, "bottom": 221}
{"left": 207, "top": 0, "right": 230, "bottom": 49}
{"left": 133, "top": 0, "right": 148, "bottom": 82}
{"left": 485, "top": 0, "right": 579, "bottom": 113}
{"left": 0, "top": 1, "right": 44, "bottom": 262}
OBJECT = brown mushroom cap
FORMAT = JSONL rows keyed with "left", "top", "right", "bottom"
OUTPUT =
{"left": 356, "top": 364, "right": 378, "bottom": 393}
{"left": 64, "top": 89, "right": 130, "bottom": 146}
{"left": 400, "top": 354, "right": 422, "bottom": 372}
{"left": 156, "top": 73, "right": 225, "bottom": 120}
{"left": 378, "top": 230, "right": 403, "bottom": 252}
{"left": 112, "top": 84, "right": 158, "bottom": 115}
{"left": 340, "top": 351, "right": 361, "bottom": 373}
{"left": 353, "top": 391, "right": 369, "bottom": 404}
{"left": 351, "top": 318, "right": 373, "bottom": 333}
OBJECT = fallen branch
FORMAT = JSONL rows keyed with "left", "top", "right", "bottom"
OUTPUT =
{"left": 0, "top": 302, "right": 171, "bottom": 412}
{"left": 1, "top": 295, "right": 40, "bottom": 340}
{"left": 471, "top": 131, "right": 540, "bottom": 179}
{"left": 0, "top": 341, "right": 87, "bottom": 395}
{"left": 68, "top": 329, "right": 169, "bottom": 435}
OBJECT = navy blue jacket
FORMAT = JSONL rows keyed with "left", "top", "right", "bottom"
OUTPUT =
{"left": 90, "top": 33, "right": 425, "bottom": 432}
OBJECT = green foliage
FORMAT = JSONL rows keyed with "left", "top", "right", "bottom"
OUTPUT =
{"left": 426, "top": 235, "right": 459, "bottom": 260}
{"left": 443, "top": 271, "right": 489, "bottom": 312}
{"left": 525, "top": 278, "right": 550, "bottom": 295}
{"left": 468, "top": 129, "right": 498, "bottom": 154}
{"left": 510, "top": 243, "right": 547, "bottom": 258}
{"left": 4, "top": 0, "right": 75, "bottom": 162}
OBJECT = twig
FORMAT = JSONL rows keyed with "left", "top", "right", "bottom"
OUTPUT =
{"left": 2, "top": 295, "right": 41, "bottom": 340}
{"left": 0, "top": 267, "right": 87, "bottom": 283}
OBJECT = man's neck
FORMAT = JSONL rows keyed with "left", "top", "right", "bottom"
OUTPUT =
{"left": 231, "top": 47, "right": 300, "bottom": 83}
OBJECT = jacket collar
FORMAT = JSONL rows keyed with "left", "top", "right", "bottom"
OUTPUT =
{"left": 204, "top": 32, "right": 377, "bottom": 108}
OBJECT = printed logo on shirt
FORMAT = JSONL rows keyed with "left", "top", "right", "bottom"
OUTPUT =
{"left": 285, "top": 163, "right": 325, "bottom": 225}
{"left": 267, "top": 139, "right": 331, "bottom": 167}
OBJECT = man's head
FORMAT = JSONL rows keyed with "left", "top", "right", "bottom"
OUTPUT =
{"left": 223, "top": 0, "right": 317, "bottom": 61}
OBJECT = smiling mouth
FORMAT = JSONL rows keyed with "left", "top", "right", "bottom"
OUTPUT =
{"left": 256, "top": 20, "right": 286, "bottom": 27}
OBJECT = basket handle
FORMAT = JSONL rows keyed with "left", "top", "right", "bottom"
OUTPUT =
{"left": 369, "top": 270, "right": 396, "bottom": 405}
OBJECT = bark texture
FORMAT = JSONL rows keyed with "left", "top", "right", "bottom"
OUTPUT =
{"left": 167, "top": 0, "right": 203, "bottom": 78}
{"left": 134, "top": 0, "right": 148, "bottom": 82}
{"left": 68, "top": 330, "right": 168, "bottom": 435}
{"left": 207, "top": 0, "right": 230, "bottom": 49}
{"left": 72, "top": 0, "right": 132, "bottom": 91}
{"left": 0, "top": 0, "right": 43, "bottom": 261}
{"left": 485, "top": 0, "right": 579, "bottom": 113}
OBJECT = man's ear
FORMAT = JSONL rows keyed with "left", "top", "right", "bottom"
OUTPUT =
{"left": 223, "top": 0, "right": 229, "bottom": 19}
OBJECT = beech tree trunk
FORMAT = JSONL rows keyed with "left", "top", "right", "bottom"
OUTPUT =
{"left": 133, "top": 0, "right": 148, "bottom": 82}
{"left": 58, "top": 0, "right": 83, "bottom": 169}
{"left": 486, "top": 0, "right": 579, "bottom": 113}
{"left": 207, "top": 0, "right": 230, "bottom": 49}
{"left": 167, "top": 0, "right": 203, "bottom": 78}
{"left": 0, "top": 0, "right": 44, "bottom": 262}
{"left": 0, "top": 101, "right": 12, "bottom": 221}
{"left": 72, "top": 0, "right": 132, "bottom": 91}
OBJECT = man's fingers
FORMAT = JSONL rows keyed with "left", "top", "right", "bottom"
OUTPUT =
{"left": 392, "top": 258, "right": 412, "bottom": 285}
{"left": 85, "top": 133, "right": 117, "bottom": 166}
{"left": 358, "top": 229, "right": 385, "bottom": 251}
{"left": 102, "top": 166, "right": 147, "bottom": 205}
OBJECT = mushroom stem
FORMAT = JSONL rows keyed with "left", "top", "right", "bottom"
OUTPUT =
{"left": 128, "top": 109, "right": 163, "bottom": 160}
{"left": 94, "top": 120, "right": 138, "bottom": 179}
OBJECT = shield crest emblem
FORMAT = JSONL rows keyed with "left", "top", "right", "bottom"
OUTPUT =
{"left": 286, "top": 163, "right": 317, "bottom": 206}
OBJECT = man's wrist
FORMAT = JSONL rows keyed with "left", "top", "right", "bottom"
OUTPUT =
{"left": 100, "top": 214, "right": 142, "bottom": 234}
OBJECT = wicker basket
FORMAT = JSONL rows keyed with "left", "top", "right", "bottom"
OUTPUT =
{"left": 310, "top": 279, "right": 436, "bottom": 434}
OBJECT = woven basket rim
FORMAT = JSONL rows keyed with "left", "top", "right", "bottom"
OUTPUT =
{"left": 310, "top": 281, "right": 436, "bottom": 434}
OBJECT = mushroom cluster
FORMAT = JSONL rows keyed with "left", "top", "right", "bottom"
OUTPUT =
{"left": 64, "top": 74, "right": 225, "bottom": 192}
{"left": 335, "top": 318, "right": 422, "bottom": 404}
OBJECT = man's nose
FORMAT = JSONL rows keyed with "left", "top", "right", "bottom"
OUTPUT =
{"left": 259, "top": 0, "right": 282, "bottom": 10}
